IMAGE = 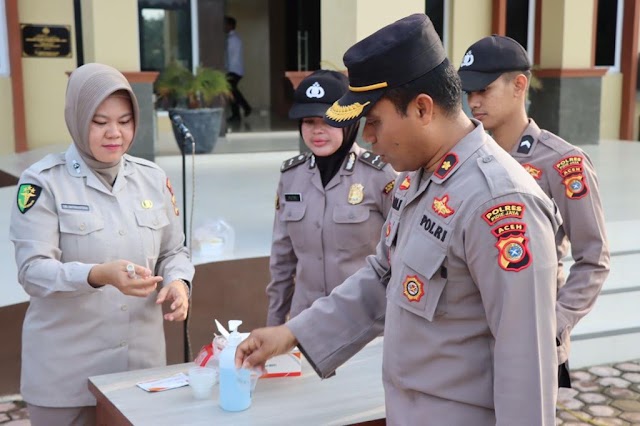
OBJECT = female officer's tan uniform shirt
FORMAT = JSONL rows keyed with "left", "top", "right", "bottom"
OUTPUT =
{"left": 266, "top": 144, "right": 397, "bottom": 326}
{"left": 10, "top": 146, "right": 193, "bottom": 407}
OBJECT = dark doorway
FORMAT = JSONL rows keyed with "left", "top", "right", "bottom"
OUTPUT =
{"left": 284, "top": 0, "right": 321, "bottom": 72}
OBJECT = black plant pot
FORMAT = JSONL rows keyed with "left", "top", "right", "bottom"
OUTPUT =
{"left": 169, "top": 107, "right": 224, "bottom": 154}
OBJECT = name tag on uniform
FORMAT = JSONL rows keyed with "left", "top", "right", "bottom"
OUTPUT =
{"left": 284, "top": 193, "right": 302, "bottom": 202}
{"left": 61, "top": 203, "right": 90, "bottom": 211}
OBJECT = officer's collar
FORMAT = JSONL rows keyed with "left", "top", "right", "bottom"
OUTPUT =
{"left": 430, "top": 119, "right": 487, "bottom": 185}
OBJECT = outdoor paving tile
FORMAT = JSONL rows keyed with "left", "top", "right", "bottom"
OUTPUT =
{"left": 605, "top": 387, "right": 640, "bottom": 400}
{"left": 559, "top": 398, "right": 586, "bottom": 410}
{"left": 571, "top": 371, "right": 595, "bottom": 382}
{"left": 616, "top": 363, "right": 640, "bottom": 373}
{"left": 559, "top": 387, "right": 580, "bottom": 401}
{"left": 586, "top": 404, "right": 621, "bottom": 417}
{"left": 574, "top": 380, "right": 603, "bottom": 392}
{"left": 0, "top": 413, "right": 9, "bottom": 422}
{"left": 8, "top": 408, "right": 28, "bottom": 420}
{"left": 599, "top": 377, "right": 632, "bottom": 388}
{"left": 620, "top": 411, "right": 640, "bottom": 422}
{"left": 590, "top": 366, "right": 623, "bottom": 377}
{"left": 558, "top": 410, "right": 592, "bottom": 421}
{"left": 0, "top": 403, "right": 16, "bottom": 413}
{"left": 562, "top": 422, "right": 594, "bottom": 426}
{"left": 578, "top": 392, "right": 610, "bottom": 404}
{"left": 622, "top": 373, "right": 640, "bottom": 383}
{"left": 612, "top": 399, "right": 640, "bottom": 413}
{"left": 591, "top": 417, "right": 630, "bottom": 426}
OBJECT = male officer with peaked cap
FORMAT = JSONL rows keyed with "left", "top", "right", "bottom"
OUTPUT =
{"left": 236, "top": 14, "right": 561, "bottom": 425}
{"left": 458, "top": 35, "right": 610, "bottom": 388}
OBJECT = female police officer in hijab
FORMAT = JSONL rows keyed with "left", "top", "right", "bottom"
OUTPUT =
{"left": 10, "top": 63, "right": 194, "bottom": 425}
{"left": 266, "top": 70, "right": 397, "bottom": 326}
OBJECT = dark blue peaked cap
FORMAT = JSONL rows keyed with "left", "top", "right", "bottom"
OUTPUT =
{"left": 325, "top": 13, "right": 446, "bottom": 127}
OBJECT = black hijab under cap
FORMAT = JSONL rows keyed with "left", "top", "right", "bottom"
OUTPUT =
{"left": 290, "top": 70, "right": 360, "bottom": 187}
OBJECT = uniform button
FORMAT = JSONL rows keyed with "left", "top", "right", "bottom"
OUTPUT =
{"left": 79, "top": 223, "right": 86, "bottom": 231}
{"left": 317, "top": 256, "right": 323, "bottom": 261}
{"left": 287, "top": 212, "right": 292, "bottom": 217}
{"left": 483, "top": 156, "right": 493, "bottom": 163}
{"left": 119, "top": 341, "right": 127, "bottom": 347}
{"left": 121, "top": 305, "right": 128, "bottom": 311}
{"left": 349, "top": 213, "right": 355, "bottom": 219}
{"left": 119, "top": 229, "right": 126, "bottom": 236}
{"left": 315, "top": 222, "right": 321, "bottom": 228}
{"left": 153, "top": 219, "right": 159, "bottom": 226}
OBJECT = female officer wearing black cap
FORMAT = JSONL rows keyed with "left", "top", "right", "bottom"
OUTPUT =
{"left": 265, "top": 70, "right": 397, "bottom": 326}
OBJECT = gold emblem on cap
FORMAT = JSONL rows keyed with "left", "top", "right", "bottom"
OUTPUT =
{"left": 141, "top": 200, "right": 153, "bottom": 209}
{"left": 326, "top": 101, "right": 371, "bottom": 122}
{"left": 348, "top": 183, "right": 364, "bottom": 205}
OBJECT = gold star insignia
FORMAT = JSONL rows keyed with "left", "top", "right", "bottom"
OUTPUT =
{"left": 441, "top": 161, "right": 452, "bottom": 170}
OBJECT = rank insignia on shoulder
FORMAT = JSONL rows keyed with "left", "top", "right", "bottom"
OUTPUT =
{"left": 399, "top": 175, "right": 411, "bottom": 190}
{"left": 403, "top": 275, "right": 425, "bottom": 302}
{"left": 383, "top": 180, "right": 395, "bottom": 194}
{"left": 432, "top": 195, "right": 455, "bottom": 218}
{"left": 275, "top": 194, "right": 280, "bottom": 210}
{"left": 281, "top": 154, "right": 308, "bottom": 172}
{"left": 517, "top": 135, "right": 534, "bottom": 154}
{"left": 435, "top": 153, "right": 458, "bottom": 179}
{"left": 17, "top": 183, "right": 42, "bottom": 214}
{"left": 345, "top": 152, "right": 356, "bottom": 171}
{"left": 522, "top": 163, "right": 542, "bottom": 180}
{"left": 358, "top": 151, "right": 386, "bottom": 170}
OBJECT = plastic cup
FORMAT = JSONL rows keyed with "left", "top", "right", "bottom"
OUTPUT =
{"left": 188, "top": 366, "right": 217, "bottom": 399}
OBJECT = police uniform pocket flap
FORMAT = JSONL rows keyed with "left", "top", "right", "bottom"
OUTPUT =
{"left": 333, "top": 205, "right": 370, "bottom": 224}
{"left": 282, "top": 203, "right": 306, "bottom": 222}
{"left": 389, "top": 236, "right": 448, "bottom": 322}
{"left": 59, "top": 211, "right": 104, "bottom": 235}
{"left": 134, "top": 209, "right": 170, "bottom": 230}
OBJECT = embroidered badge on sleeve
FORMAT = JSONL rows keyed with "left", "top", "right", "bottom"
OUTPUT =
{"left": 166, "top": 177, "right": 179, "bottom": 216}
{"left": 492, "top": 222, "right": 531, "bottom": 272}
{"left": 482, "top": 203, "right": 525, "bottom": 225}
{"left": 522, "top": 163, "right": 542, "bottom": 180}
{"left": 554, "top": 156, "right": 589, "bottom": 199}
{"left": 17, "top": 183, "right": 42, "bottom": 214}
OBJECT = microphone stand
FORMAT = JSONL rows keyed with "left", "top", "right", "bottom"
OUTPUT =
{"left": 171, "top": 113, "right": 194, "bottom": 363}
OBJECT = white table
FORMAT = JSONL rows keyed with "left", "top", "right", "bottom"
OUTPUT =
{"left": 89, "top": 338, "right": 386, "bottom": 425}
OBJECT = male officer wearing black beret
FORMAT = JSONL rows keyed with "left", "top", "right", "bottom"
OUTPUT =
{"left": 237, "top": 14, "right": 560, "bottom": 425}
{"left": 459, "top": 35, "right": 610, "bottom": 390}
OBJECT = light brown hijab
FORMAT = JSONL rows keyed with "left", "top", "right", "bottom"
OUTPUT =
{"left": 64, "top": 63, "right": 140, "bottom": 189}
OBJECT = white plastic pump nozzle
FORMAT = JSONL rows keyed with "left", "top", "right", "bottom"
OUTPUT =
{"left": 227, "top": 320, "right": 243, "bottom": 345}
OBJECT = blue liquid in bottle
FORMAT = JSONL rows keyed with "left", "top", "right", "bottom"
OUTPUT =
{"left": 219, "top": 366, "right": 251, "bottom": 411}
{"left": 219, "top": 320, "right": 252, "bottom": 412}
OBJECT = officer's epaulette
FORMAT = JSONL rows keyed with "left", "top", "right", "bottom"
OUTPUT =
{"left": 280, "top": 153, "right": 308, "bottom": 172}
{"left": 358, "top": 151, "right": 386, "bottom": 170}
{"left": 125, "top": 154, "right": 162, "bottom": 171}
{"left": 31, "top": 152, "right": 65, "bottom": 174}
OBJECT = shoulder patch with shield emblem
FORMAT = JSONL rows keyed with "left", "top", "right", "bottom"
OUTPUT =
{"left": 17, "top": 184, "right": 42, "bottom": 214}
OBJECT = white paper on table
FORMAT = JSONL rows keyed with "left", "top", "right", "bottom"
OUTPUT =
{"left": 136, "top": 373, "right": 189, "bottom": 392}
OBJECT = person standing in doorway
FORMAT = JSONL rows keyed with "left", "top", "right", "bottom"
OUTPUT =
{"left": 224, "top": 15, "right": 252, "bottom": 122}
{"left": 458, "top": 35, "right": 610, "bottom": 388}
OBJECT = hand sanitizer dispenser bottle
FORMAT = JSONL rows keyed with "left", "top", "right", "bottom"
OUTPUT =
{"left": 219, "top": 320, "right": 251, "bottom": 412}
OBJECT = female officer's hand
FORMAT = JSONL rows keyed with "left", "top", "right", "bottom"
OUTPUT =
{"left": 88, "top": 260, "right": 162, "bottom": 297}
{"left": 155, "top": 280, "right": 189, "bottom": 321}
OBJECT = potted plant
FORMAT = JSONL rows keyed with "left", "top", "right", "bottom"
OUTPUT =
{"left": 155, "top": 61, "right": 231, "bottom": 154}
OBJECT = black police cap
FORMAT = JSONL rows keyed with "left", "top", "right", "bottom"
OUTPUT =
{"left": 458, "top": 35, "right": 531, "bottom": 92}
{"left": 325, "top": 13, "right": 446, "bottom": 128}
{"left": 289, "top": 70, "right": 349, "bottom": 119}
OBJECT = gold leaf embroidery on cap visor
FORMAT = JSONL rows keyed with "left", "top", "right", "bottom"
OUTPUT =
{"left": 326, "top": 101, "right": 371, "bottom": 122}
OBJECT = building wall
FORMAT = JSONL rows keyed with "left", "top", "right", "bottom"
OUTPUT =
{"left": 448, "top": 0, "right": 492, "bottom": 66}
{"left": 0, "top": 77, "right": 14, "bottom": 155}
{"left": 227, "top": 0, "right": 270, "bottom": 111}
{"left": 81, "top": 0, "right": 139, "bottom": 70}
{"left": 600, "top": 72, "right": 623, "bottom": 140}
{"left": 19, "top": 0, "right": 75, "bottom": 150}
